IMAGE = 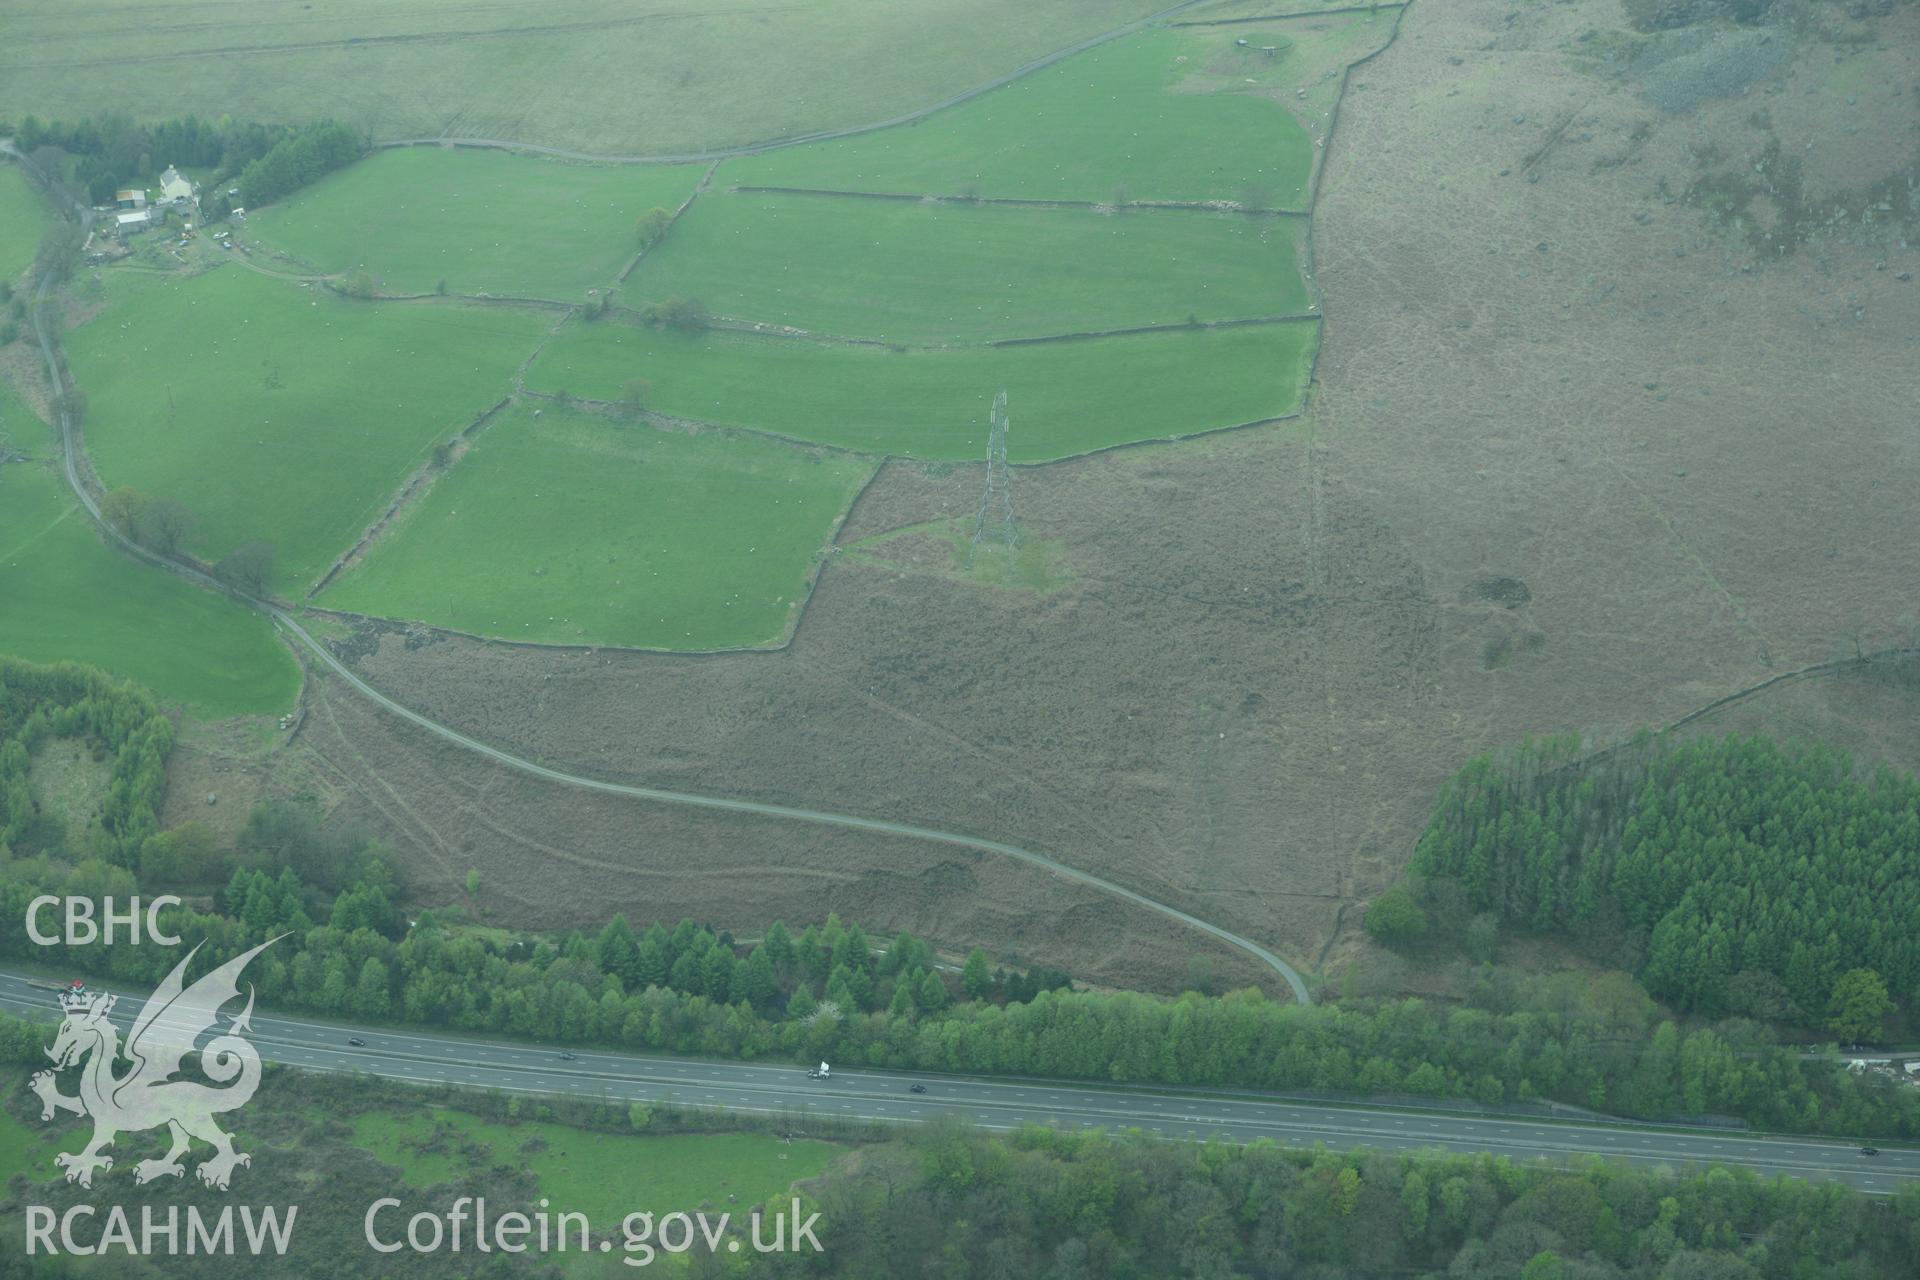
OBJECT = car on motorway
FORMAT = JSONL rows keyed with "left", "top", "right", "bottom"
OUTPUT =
{"left": 1861, "top": 1146, "right": 1879, "bottom": 1156}
{"left": 909, "top": 1084, "right": 928, "bottom": 1094}
{"left": 560, "top": 1051, "right": 580, "bottom": 1061}
{"left": 347, "top": 1037, "right": 366, "bottom": 1047}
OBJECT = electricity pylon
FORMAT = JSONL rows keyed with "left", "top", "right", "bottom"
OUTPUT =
{"left": 968, "top": 388, "right": 1017, "bottom": 566}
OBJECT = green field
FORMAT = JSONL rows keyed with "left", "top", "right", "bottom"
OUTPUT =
{"left": 352, "top": 1109, "right": 841, "bottom": 1219}
{"left": 528, "top": 320, "right": 1317, "bottom": 461}
{"left": 23, "top": 1, "right": 1342, "bottom": 654}
{"left": 0, "top": 375, "right": 47, "bottom": 453}
{"left": 0, "top": 163, "right": 48, "bottom": 285}
{"left": 0, "top": 460, "right": 299, "bottom": 716}
{"left": 1176, "top": 0, "right": 1377, "bottom": 20}
{"left": 0, "top": 0, "right": 1164, "bottom": 158}
{"left": 321, "top": 404, "right": 874, "bottom": 649}
{"left": 64, "top": 267, "right": 550, "bottom": 589}
{"left": 635, "top": 192, "right": 1308, "bottom": 342}
{"left": 724, "top": 28, "right": 1315, "bottom": 207}
{"left": 247, "top": 148, "right": 702, "bottom": 298}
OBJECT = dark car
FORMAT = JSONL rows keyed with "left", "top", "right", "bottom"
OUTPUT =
{"left": 1861, "top": 1146, "right": 1879, "bottom": 1156}
{"left": 560, "top": 1052, "right": 580, "bottom": 1062}
{"left": 908, "top": 1084, "right": 928, "bottom": 1094}
{"left": 347, "top": 1037, "right": 366, "bottom": 1047}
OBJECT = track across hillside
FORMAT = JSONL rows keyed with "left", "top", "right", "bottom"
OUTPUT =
{"left": 3, "top": 0, "right": 1331, "bottom": 1005}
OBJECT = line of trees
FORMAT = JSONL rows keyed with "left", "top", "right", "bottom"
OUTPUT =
{"left": 234, "top": 121, "right": 362, "bottom": 209}
{"left": 11, "top": 836, "right": 1920, "bottom": 1140}
{"left": 796, "top": 1123, "right": 1920, "bottom": 1280}
{"left": 9, "top": 113, "right": 300, "bottom": 208}
{"left": 97, "top": 487, "right": 276, "bottom": 592}
{"left": 9, "top": 1028, "right": 1914, "bottom": 1280}
{"left": 8, "top": 665, "right": 1920, "bottom": 1141}
{"left": 1408, "top": 732, "right": 1920, "bottom": 1030}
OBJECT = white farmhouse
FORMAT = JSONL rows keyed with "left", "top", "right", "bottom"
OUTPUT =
{"left": 157, "top": 164, "right": 195, "bottom": 203}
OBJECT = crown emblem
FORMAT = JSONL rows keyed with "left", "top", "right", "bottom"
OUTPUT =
{"left": 59, "top": 985, "right": 103, "bottom": 1013}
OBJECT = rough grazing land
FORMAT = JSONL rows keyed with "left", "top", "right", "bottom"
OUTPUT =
{"left": 320, "top": 403, "right": 875, "bottom": 651}
{"left": 246, "top": 0, "right": 1920, "bottom": 991}
{"left": 205, "top": 668, "right": 1274, "bottom": 996}
{"left": 245, "top": 147, "right": 703, "bottom": 298}
{"left": 0, "top": 0, "right": 1165, "bottom": 157}
{"left": 64, "top": 267, "right": 549, "bottom": 589}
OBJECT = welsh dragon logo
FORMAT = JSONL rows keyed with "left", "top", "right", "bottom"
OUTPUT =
{"left": 30, "top": 938, "right": 280, "bottom": 1190}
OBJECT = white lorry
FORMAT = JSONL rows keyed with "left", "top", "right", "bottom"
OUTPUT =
{"left": 806, "top": 1061, "right": 831, "bottom": 1079}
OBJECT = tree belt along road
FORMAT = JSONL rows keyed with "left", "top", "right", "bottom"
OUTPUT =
{"left": 10, "top": 112, "right": 1314, "bottom": 1008}
{"left": 0, "top": 972, "right": 1911, "bottom": 1193}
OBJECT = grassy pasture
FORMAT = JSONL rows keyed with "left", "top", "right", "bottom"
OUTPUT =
{"left": 246, "top": 148, "right": 702, "bottom": 299}
{"left": 351, "top": 1109, "right": 840, "bottom": 1222}
{"left": 321, "top": 404, "right": 874, "bottom": 650}
{"left": 527, "top": 321, "right": 1317, "bottom": 461}
{"left": 0, "top": 460, "right": 299, "bottom": 716}
{"left": 64, "top": 267, "right": 548, "bottom": 590}
{"left": 0, "top": 0, "right": 1164, "bottom": 157}
{"left": 0, "top": 163, "right": 49, "bottom": 286}
{"left": 1175, "top": 0, "right": 1375, "bottom": 21}
{"left": 635, "top": 192, "right": 1308, "bottom": 342}
{"left": 0, "top": 375, "right": 47, "bottom": 453}
{"left": 724, "top": 29, "right": 1315, "bottom": 208}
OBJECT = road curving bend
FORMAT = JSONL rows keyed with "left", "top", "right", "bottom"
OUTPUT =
{"left": 4, "top": 0, "right": 1313, "bottom": 1005}
{"left": 12, "top": 144, "right": 1312, "bottom": 1005}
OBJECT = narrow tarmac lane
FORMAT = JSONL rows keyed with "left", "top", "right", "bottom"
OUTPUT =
{"left": 6, "top": 146, "right": 1309, "bottom": 1003}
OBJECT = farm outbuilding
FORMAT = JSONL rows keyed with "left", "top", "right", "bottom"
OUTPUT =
{"left": 115, "top": 209, "right": 155, "bottom": 232}
{"left": 115, "top": 189, "right": 147, "bottom": 209}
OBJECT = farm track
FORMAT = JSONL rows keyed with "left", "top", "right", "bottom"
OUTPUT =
{"left": 16, "top": 0, "right": 1895, "bottom": 1011}
{"left": 3, "top": 0, "right": 1322, "bottom": 998}
{"left": 1, "top": 0, "right": 1385, "bottom": 1002}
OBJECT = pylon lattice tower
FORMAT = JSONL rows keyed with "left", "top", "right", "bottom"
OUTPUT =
{"left": 968, "top": 388, "right": 1017, "bottom": 565}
